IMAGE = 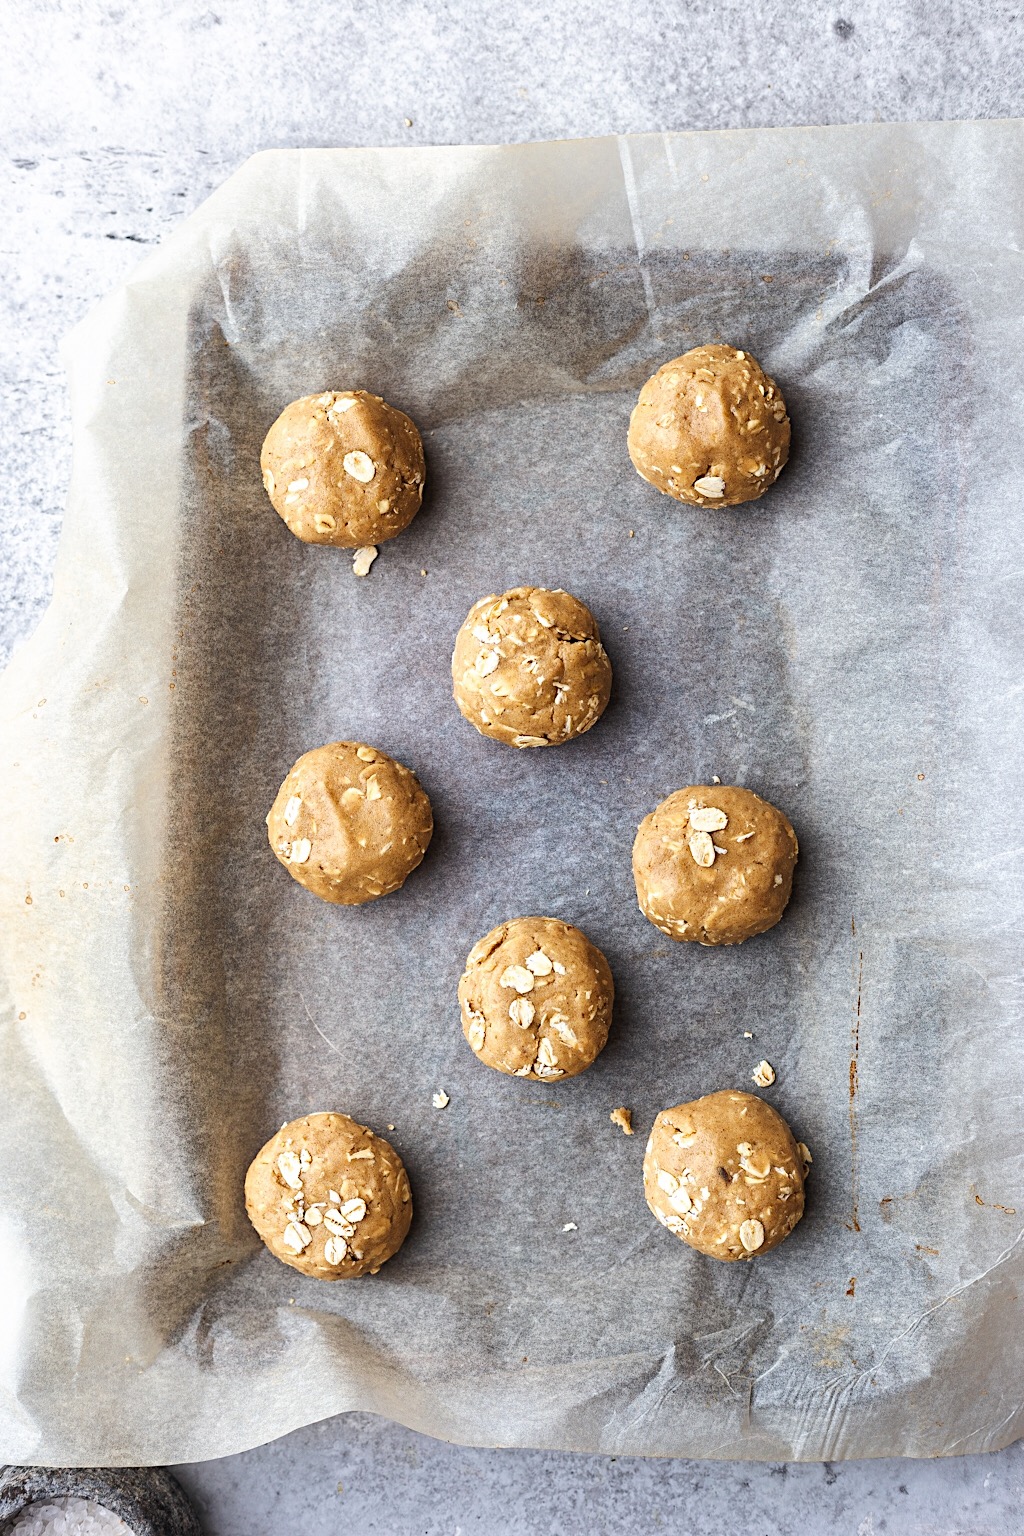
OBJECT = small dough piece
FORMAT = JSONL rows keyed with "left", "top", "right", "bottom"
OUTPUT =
{"left": 261, "top": 390, "right": 425, "bottom": 548}
{"left": 267, "top": 741, "right": 432, "bottom": 905}
{"left": 452, "top": 586, "right": 612, "bottom": 748}
{"left": 644, "top": 1090, "right": 807, "bottom": 1261}
{"left": 459, "top": 916, "right": 614, "bottom": 1079}
{"left": 627, "top": 345, "right": 789, "bottom": 508}
{"left": 245, "top": 1112, "right": 412, "bottom": 1279}
{"left": 632, "top": 785, "right": 797, "bottom": 946}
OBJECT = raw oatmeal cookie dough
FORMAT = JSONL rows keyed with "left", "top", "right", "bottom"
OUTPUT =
{"left": 267, "top": 741, "right": 432, "bottom": 905}
{"left": 633, "top": 784, "right": 797, "bottom": 946}
{"left": 644, "top": 1090, "right": 809, "bottom": 1261}
{"left": 261, "top": 390, "right": 425, "bottom": 547}
{"left": 452, "top": 586, "right": 612, "bottom": 747}
{"left": 245, "top": 1112, "right": 412, "bottom": 1278}
{"left": 459, "top": 916, "right": 614, "bottom": 1079}
{"left": 627, "top": 345, "right": 789, "bottom": 508}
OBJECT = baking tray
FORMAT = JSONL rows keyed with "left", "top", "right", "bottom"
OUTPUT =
{"left": 2, "top": 125, "right": 1023, "bottom": 1464}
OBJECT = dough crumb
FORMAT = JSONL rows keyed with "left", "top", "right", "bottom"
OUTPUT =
{"left": 743, "top": 1030, "right": 753, "bottom": 1039}
{"left": 352, "top": 545, "right": 378, "bottom": 577}
{"left": 432, "top": 1090, "right": 450, "bottom": 1109}
{"left": 562, "top": 1222, "right": 577, "bottom": 1232}
{"left": 610, "top": 1106, "right": 634, "bottom": 1136}
{"left": 752, "top": 1060, "right": 776, "bottom": 1087}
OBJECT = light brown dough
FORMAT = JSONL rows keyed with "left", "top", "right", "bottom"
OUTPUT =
{"left": 459, "top": 916, "right": 614, "bottom": 1080}
{"left": 245, "top": 1112, "right": 412, "bottom": 1279}
{"left": 266, "top": 741, "right": 432, "bottom": 905}
{"left": 632, "top": 785, "right": 797, "bottom": 946}
{"left": 452, "top": 586, "right": 612, "bottom": 748}
{"left": 644, "top": 1090, "right": 809, "bottom": 1261}
{"left": 260, "top": 390, "right": 425, "bottom": 547}
{"left": 627, "top": 345, "right": 789, "bottom": 508}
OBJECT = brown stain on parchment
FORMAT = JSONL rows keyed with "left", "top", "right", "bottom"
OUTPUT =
{"left": 806, "top": 1322, "right": 853, "bottom": 1370}
{"left": 847, "top": 917, "right": 862, "bottom": 1232}
{"left": 878, "top": 1189, "right": 919, "bottom": 1225}
{"left": 973, "top": 1188, "right": 1018, "bottom": 1216}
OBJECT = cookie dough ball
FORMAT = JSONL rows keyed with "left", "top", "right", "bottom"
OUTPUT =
{"left": 628, "top": 345, "right": 789, "bottom": 508}
{"left": 645, "top": 1091, "right": 808, "bottom": 1260}
{"left": 452, "top": 586, "right": 612, "bottom": 748}
{"left": 267, "top": 742, "right": 432, "bottom": 905}
{"left": 261, "top": 390, "right": 425, "bottom": 547}
{"left": 459, "top": 916, "right": 614, "bottom": 1080}
{"left": 245, "top": 1112, "right": 412, "bottom": 1279}
{"left": 633, "top": 785, "right": 797, "bottom": 946}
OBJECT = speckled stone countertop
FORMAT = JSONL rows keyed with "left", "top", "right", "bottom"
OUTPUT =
{"left": 4, "top": 1, "right": 1023, "bottom": 1530}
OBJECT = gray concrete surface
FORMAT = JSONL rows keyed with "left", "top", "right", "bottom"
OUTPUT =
{"left": 3, "top": 1, "right": 1023, "bottom": 1530}
{"left": 171, "top": 1414, "right": 1024, "bottom": 1535}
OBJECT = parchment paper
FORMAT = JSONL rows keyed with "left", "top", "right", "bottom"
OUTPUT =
{"left": 2, "top": 122, "right": 1023, "bottom": 1467}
